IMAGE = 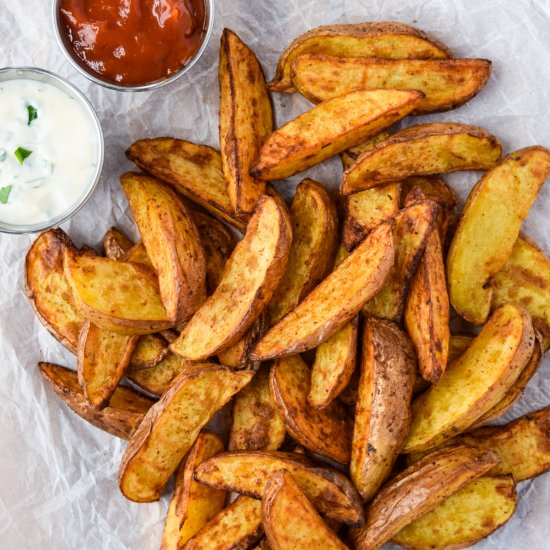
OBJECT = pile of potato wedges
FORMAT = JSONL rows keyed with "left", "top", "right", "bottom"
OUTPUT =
{"left": 26, "top": 21, "right": 550, "bottom": 550}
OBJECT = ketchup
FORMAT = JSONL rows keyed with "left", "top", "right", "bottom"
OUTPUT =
{"left": 59, "top": 0, "right": 206, "bottom": 86}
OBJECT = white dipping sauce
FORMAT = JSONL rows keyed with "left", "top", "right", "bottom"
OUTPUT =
{"left": 0, "top": 78, "right": 99, "bottom": 226}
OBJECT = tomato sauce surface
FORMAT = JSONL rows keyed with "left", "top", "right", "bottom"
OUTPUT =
{"left": 59, "top": 0, "right": 206, "bottom": 86}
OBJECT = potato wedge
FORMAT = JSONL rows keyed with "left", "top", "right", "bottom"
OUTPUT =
{"left": 492, "top": 234, "right": 550, "bottom": 350}
{"left": 160, "top": 432, "right": 226, "bottom": 550}
{"left": 269, "top": 22, "right": 452, "bottom": 93}
{"left": 77, "top": 321, "right": 139, "bottom": 409}
{"left": 250, "top": 89, "right": 424, "bottom": 180}
{"left": 270, "top": 355, "right": 352, "bottom": 464}
{"left": 341, "top": 123, "right": 501, "bottom": 194}
{"left": 195, "top": 450, "right": 364, "bottom": 525}
{"left": 393, "top": 475, "right": 517, "bottom": 550}
{"left": 183, "top": 496, "right": 263, "bottom": 550}
{"left": 129, "top": 334, "right": 169, "bottom": 370}
{"left": 448, "top": 334, "right": 473, "bottom": 363}
{"left": 267, "top": 178, "right": 338, "bottom": 325}
{"left": 171, "top": 196, "right": 291, "bottom": 360}
{"left": 293, "top": 56, "right": 491, "bottom": 114}
{"left": 351, "top": 319, "right": 416, "bottom": 501}
{"left": 229, "top": 364, "right": 286, "bottom": 451}
{"left": 38, "top": 362, "right": 154, "bottom": 440}
{"left": 217, "top": 314, "right": 265, "bottom": 369}
{"left": 263, "top": 470, "right": 348, "bottom": 550}
{"left": 219, "top": 29, "right": 273, "bottom": 218}
{"left": 404, "top": 198, "right": 450, "bottom": 383}
{"left": 102, "top": 227, "right": 134, "bottom": 260}
{"left": 25, "top": 229, "right": 83, "bottom": 353}
{"left": 363, "top": 200, "right": 437, "bottom": 323}
{"left": 340, "top": 130, "right": 391, "bottom": 170}
{"left": 121, "top": 172, "right": 206, "bottom": 323}
{"left": 349, "top": 445, "right": 499, "bottom": 550}
{"left": 119, "top": 364, "right": 254, "bottom": 502}
{"left": 403, "top": 303, "right": 535, "bottom": 453}
{"left": 400, "top": 176, "right": 458, "bottom": 212}
{"left": 447, "top": 147, "right": 550, "bottom": 324}
{"left": 64, "top": 250, "right": 172, "bottom": 335}
{"left": 120, "top": 241, "right": 154, "bottom": 269}
{"left": 126, "top": 138, "right": 245, "bottom": 231}
{"left": 251, "top": 221, "right": 394, "bottom": 360}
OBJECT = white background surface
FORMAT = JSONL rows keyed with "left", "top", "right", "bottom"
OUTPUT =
{"left": 1, "top": 1, "right": 550, "bottom": 548}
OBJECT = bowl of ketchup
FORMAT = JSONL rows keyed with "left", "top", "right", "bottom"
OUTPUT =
{"left": 53, "top": 0, "right": 214, "bottom": 91}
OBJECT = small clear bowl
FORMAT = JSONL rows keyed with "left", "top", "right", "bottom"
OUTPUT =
{"left": 0, "top": 67, "right": 104, "bottom": 234}
{"left": 52, "top": 0, "right": 215, "bottom": 92}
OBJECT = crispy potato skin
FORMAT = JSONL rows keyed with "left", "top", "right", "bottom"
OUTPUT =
{"left": 118, "top": 365, "right": 254, "bottom": 502}
{"left": 269, "top": 22, "right": 452, "bottom": 93}
{"left": 393, "top": 475, "right": 517, "bottom": 550}
{"left": 229, "top": 364, "right": 286, "bottom": 451}
{"left": 447, "top": 147, "right": 550, "bottom": 324}
{"left": 126, "top": 138, "right": 245, "bottom": 231}
{"left": 349, "top": 446, "right": 499, "bottom": 550}
{"left": 183, "top": 496, "right": 263, "bottom": 550}
{"left": 219, "top": 29, "right": 273, "bottom": 218}
{"left": 38, "top": 362, "right": 154, "bottom": 440}
{"left": 129, "top": 334, "right": 169, "bottom": 370}
{"left": 251, "top": 221, "right": 394, "bottom": 360}
{"left": 77, "top": 321, "right": 139, "bottom": 409}
{"left": 194, "top": 450, "right": 364, "bottom": 525}
{"left": 171, "top": 196, "right": 291, "bottom": 360}
{"left": 121, "top": 172, "right": 207, "bottom": 324}
{"left": 363, "top": 200, "right": 438, "bottom": 323}
{"left": 263, "top": 470, "right": 348, "bottom": 550}
{"left": 250, "top": 89, "right": 424, "bottom": 180}
{"left": 341, "top": 122, "right": 501, "bottom": 194}
{"left": 25, "top": 229, "right": 84, "bottom": 353}
{"left": 267, "top": 178, "right": 338, "bottom": 325}
{"left": 404, "top": 304, "right": 535, "bottom": 453}
{"left": 160, "top": 432, "right": 226, "bottom": 550}
{"left": 270, "top": 355, "right": 353, "bottom": 464}
{"left": 102, "top": 227, "right": 134, "bottom": 260}
{"left": 492, "top": 234, "right": 550, "bottom": 350}
{"left": 292, "top": 56, "right": 491, "bottom": 114}
{"left": 351, "top": 320, "right": 416, "bottom": 501}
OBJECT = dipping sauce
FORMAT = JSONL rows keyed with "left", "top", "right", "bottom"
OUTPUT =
{"left": 0, "top": 79, "right": 100, "bottom": 226}
{"left": 59, "top": 0, "right": 207, "bottom": 86}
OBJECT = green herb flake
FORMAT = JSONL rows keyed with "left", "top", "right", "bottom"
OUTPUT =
{"left": 14, "top": 147, "right": 32, "bottom": 164}
{"left": 27, "top": 104, "right": 38, "bottom": 125}
{"left": 0, "top": 185, "right": 12, "bottom": 204}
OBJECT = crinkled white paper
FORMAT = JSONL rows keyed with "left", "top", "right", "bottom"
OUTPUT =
{"left": 1, "top": 1, "right": 550, "bottom": 548}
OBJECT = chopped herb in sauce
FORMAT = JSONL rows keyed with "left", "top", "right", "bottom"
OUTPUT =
{"left": 14, "top": 147, "right": 32, "bottom": 164}
{"left": 0, "top": 185, "right": 12, "bottom": 204}
{"left": 27, "top": 104, "right": 38, "bottom": 125}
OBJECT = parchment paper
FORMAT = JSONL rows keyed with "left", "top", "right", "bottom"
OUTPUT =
{"left": 2, "top": 1, "right": 550, "bottom": 548}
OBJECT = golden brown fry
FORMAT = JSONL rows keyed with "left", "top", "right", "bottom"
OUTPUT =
{"left": 126, "top": 138, "right": 245, "bottom": 231}
{"left": 269, "top": 22, "right": 452, "bottom": 93}
{"left": 447, "top": 147, "right": 550, "bottom": 324}
{"left": 492, "top": 234, "right": 550, "bottom": 350}
{"left": 251, "top": 221, "right": 394, "bottom": 360}
{"left": 349, "top": 446, "right": 499, "bottom": 550}
{"left": 25, "top": 229, "right": 84, "bottom": 353}
{"left": 102, "top": 227, "right": 134, "bottom": 260}
{"left": 77, "top": 321, "right": 139, "bottom": 409}
{"left": 194, "top": 450, "right": 364, "bottom": 525}
{"left": 404, "top": 304, "right": 535, "bottom": 453}
{"left": 160, "top": 432, "right": 226, "bottom": 550}
{"left": 351, "top": 319, "right": 416, "bottom": 501}
{"left": 128, "top": 333, "right": 169, "bottom": 370}
{"left": 183, "top": 496, "right": 263, "bottom": 550}
{"left": 448, "top": 334, "right": 473, "bottom": 363}
{"left": 219, "top": 28, "right": 273, "bottom": 218}
{"left": 171, "top": 196, "right": 291, "bottom": 360}
{"left": 120, "top": 241, "right": 154, "bottom": 269}
{"left": 250, "top": 89, "right": 424, "bottom": 180}
{"left": 363, "top": 200, "right": 437, "bottom": 323}
{"left": 393, "top": 476, "right": 517, "bottom": 550}
{"left": 340, "top": 131, "right": 391, "bottom": 170}
{"left": 118, "top": 365, "right": 254, "bottom": 502}
{"left": 270, "top": 355, "right": 352, "bottom": 464}
{"left": 267, "top": 178, "right": 338, "bottom": 325}
{"left": 400, "top": 176, "right": 458, "bottom": 212}
{"left": 38, "top": 362, "right": 154, "bottom": 440}
{"left": 342, "top": 123, "right": 501, "bottom": 194}
{"left": 292, "top": 56, "right": 491, "bottom": 114}
{"left": 229, "top": 364, "right": 286, "bottom": 451}
{"left": 121, "top": 172, "right": 206, "bottom": 323}
{"left": 263, "top": 470, "right": 348, "bottom": 550}
{"left": 217, "top": 314, "right": 266, "bottom": 369}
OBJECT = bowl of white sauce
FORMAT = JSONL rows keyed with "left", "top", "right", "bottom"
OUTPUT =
{"left": 0, "top": 67, "right": 103, "bottom": 233}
